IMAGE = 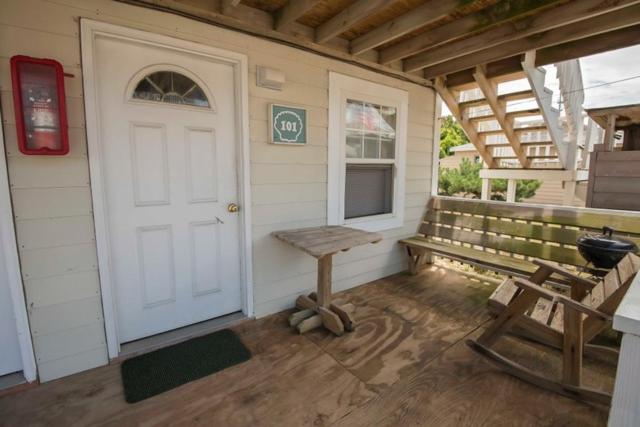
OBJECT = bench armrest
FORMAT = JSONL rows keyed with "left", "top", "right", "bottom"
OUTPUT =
{"left": 512, "top": 278, "right": 610, "bottom": 322}
{"left": 532, "top": 259, "right": 599, "bottom": 290}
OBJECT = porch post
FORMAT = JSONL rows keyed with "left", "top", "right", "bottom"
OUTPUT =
{"left": 609, "top": 273, "right": 640, "bottom": 426}
{"left": 481, "top": 178, "right": 490, "bottom": 200}
{"left": 506, "top": 179, "right": 516, "bottom": 203}
{"left": 604, "top": 114, "right": 617, "bottom": 151}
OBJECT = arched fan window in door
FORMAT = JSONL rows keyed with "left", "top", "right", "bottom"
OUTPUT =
{"left": 131, "top": 71, "right": 210, "bottom": 108}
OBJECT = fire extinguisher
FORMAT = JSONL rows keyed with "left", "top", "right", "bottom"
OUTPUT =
{"left": 10, "top": 55, "right": 69, "bottom": 155}
{"left": 26, "top": 84, "right": 59, "bottom": 150}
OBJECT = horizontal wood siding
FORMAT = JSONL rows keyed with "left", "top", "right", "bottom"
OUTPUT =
{"left": 248, "top": 51, "right": 434, "bottom": 315}
{"left": 587, "top": 149, "right": 640, "bottom": 211}
{"left": 0, "top": 0, "right": 435, "bottom": 380}
{"left": 0, "top": 0, "right": 107, "bottom": 382}
{"left": 526, "top": 180, "right": 566, "bottom": 206}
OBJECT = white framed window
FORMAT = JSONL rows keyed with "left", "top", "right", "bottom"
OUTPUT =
{"left": 328, "top": 72, "right": 408, "bottom": 232}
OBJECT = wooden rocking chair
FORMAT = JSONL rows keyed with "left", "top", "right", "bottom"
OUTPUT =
{"left": 468, "top": 253, "right": 640, "bottom": 405}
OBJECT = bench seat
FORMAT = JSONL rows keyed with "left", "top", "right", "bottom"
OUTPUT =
{"left": 400, "top": 197, "right": 640, "bottom": 283}
{"left": 399, "top": 236, "right": 572, "bottom": 286}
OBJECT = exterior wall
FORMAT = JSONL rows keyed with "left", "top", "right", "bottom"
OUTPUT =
{"left": 440, "top": 150, "right": 586, "bottom": 206}
{"left": 0, "top": 0, "right": 434, "bottom": 381}
{"left": 526, "top": 180, "right": 566, "bottom": 205}
{"left": 439, "top": 151, "right": 476, "bottom": 169}
{"left": 526, "top": 180, "right": 585, "bottom": 207}
{"left": 586, "top": 147, "right": 640, "bottom": 211}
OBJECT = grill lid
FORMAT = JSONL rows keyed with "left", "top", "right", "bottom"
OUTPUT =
{"left": 577, "top": 227, "right": 638, "bottom": 251}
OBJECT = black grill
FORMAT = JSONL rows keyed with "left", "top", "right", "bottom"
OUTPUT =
{"left": 577, "top": 226, "right": 638, "bottom": 269}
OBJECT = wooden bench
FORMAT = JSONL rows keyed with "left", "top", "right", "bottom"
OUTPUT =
{"left": 400, "top": 196, "right": 640, "bottom": 284}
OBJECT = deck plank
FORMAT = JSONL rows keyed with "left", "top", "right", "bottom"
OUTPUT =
{"left": 0, "top": 266, "right": 611, "bottom": 426}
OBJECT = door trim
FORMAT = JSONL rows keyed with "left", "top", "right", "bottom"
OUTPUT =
{"left": 0, "top": 110, "right": 37, "bottom": 382}
{"left": 80, "top": 19, "right": 254, "bottom": 358}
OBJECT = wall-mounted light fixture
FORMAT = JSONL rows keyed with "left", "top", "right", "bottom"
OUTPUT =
{"left": 257, "top": 66, "right": 285, "bottom": 91}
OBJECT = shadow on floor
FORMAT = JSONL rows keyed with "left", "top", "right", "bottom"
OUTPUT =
{"left": 0, "top": 265, "right": 611, "bottom": 426}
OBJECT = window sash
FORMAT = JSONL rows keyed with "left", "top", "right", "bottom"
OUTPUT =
{"left": 344, "top": 164, "right": 393, "bottom": 220}
{"left": 327, "top": 72, "right": 407, "bottom": 232}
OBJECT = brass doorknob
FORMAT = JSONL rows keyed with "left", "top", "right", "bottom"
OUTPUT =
{"left": 227, "top": 203, "right": 239, "bottom": 213}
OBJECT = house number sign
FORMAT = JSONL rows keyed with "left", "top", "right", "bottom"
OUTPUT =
{"left": 270, "top": 104, "right": 307, "bottom": 145}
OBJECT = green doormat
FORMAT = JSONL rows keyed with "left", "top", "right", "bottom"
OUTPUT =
{"left": 121, "top": 329, "right": 251, "bottom": 403}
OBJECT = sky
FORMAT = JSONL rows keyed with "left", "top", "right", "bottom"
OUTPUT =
{"left": 441, "top": 44, "right": 640, "bottom": 116}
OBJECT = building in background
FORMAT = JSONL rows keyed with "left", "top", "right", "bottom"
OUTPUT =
{"left": 439, "top": 142, "right": 588, "bottom": 206}
{"left": 585, "top": 103, "right": 640, "bottom": 211}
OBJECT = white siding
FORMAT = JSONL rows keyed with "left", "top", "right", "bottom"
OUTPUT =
{"left": 0, "top": 0, "right": 435, "bottom": 380}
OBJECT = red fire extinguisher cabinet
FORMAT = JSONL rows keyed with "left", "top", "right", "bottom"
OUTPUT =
{"left": 10, "top": 55, "right": 69, "bottom": 155}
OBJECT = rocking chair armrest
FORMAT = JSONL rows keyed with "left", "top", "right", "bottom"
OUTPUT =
{"left": 512, "top": 277, "right": 558, "bottom": 300}
{"left": 512, "top": 278, "right": 611, "bottom": 322}
{"left": 532, "top": 259, "right": 599, "bottom": 290}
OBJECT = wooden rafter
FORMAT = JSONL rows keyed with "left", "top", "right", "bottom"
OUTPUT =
{"left": 403, "top": 0, "right": 640, "bottom": 73}
{"left": 378, "top": 0, "right": 563, "bottom": 65}
{"left": 349, "top": 0, "right": 459, "bottom": 55}
{"left": 315, "top": 0, "right": 391, "bottom": 44}
{"left": 221, "top": 0, "right": 242, "bottom": 15}
{"left": 120, "top": 0, "right": 640, "bottom": 92}
{"left": 274, "top": 0, "right": 320, "bottom": 31}
{"left": 536, "top": 24, "right": 640, "bottom": 68}
{"left": 421, "top": 4, "right": 640, "bottom": 79}
{"left": 434, "top": 77, "right": 495, "bottom": 168}
{"left": 117, "top": 0, "right": 433, "bottom": 87}
{"left": 447, "top": 24, "right": 640, "bottom": 88}
{"left": 473, "top": 65, "right": 529, "bottom": 168}
{"left": 446, "top": 56, "right": 523, "bottom": 89}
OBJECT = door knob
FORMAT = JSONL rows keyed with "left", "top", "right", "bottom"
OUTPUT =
{"left": 227, "top": 203, "right": 239, "bottom": 213}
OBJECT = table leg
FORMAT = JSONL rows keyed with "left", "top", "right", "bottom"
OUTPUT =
{"left": 317, "top": 255, "right": 332, "bottom": 308}
{"left": 289, "top": 254, "right": 356, "bottom": 336}
{"left": 317, "top": 254, "right": 347, "bottom": 335}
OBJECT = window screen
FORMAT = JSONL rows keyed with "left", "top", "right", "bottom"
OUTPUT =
{"left": 344, "top": 164, "right": 393, "bottom": 219}
{"left": 345, "top": 100, "right": 396, "bottom": 160}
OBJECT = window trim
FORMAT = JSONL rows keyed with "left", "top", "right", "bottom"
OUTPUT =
{"left": 328, "top": 72, "right": 408, "bottom": 232}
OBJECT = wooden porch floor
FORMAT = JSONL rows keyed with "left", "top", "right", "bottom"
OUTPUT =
{"left": 0, "top": 265, "right": 614, "bottom": 426}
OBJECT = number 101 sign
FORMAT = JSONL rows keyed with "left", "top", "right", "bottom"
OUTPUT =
{"left": 270, "top": 104, "right": 307, "bottom": 145}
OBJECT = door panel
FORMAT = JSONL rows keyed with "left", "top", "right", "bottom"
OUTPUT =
{"left": 186, "top": 127, "right": 218, "bottom": 203}
{"left": 95, "top": 36, "right": 243, "bottom": 343}
{"left": 130, "top": 123, "right": 170, "bottom": 206}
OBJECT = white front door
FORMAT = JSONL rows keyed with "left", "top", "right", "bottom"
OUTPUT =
{"left": 0, "top": 235, "right": 22, "bottom": 376}
{"left": 94, "top": 36, "right": 243, "bottom": 343}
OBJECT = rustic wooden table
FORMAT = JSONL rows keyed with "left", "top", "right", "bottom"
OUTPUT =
{"left": 272, "top": 225, "right": 382, "bottom": 336}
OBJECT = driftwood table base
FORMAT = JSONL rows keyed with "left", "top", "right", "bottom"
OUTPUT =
{"left": 288, "top": 292, "right": 355, "bottom": 336}
{"left": 272, "top": 226, "right": 382, "bottom": 336}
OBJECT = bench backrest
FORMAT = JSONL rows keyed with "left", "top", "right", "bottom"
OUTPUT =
{"left": 421, "top": 197, "right": 640, "bottom": 268}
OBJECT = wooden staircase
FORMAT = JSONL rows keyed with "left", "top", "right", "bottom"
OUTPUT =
{"left": 436, "top": 52, "right": 582, "bottom": 170}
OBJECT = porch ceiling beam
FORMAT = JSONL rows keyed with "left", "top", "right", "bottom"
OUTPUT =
{"left": 221, "top": 0, "right": 242, "bottom": 15}
{"left": 378, "top": 0, "right": 562, "bottom": 65}
{"left": 434, "top": 77, "right": 496, "bottom": 168}
{"left": 473, "top": 65, "right": 529, "bottom": 168}
{"left": 421, "top": 4, "right": 640, "bottom": 80}
{"left": 349, "top": 0, "right": 459, "bottom": 55}
{"left": 274, "top": 0, "right": 321, "bottom": 31}
{"left": 535, "top": 24, "right": 640, "bottom": 69}
{"left": 445, "top": 56, "right": 523, "bottom": 90}
{"left": 315, "top": 0, "right": 391, "bottom": 44}
{"left": 403, "top": 0, "right": 640, "bottom": 73}
{"left": 446, "top": 24, "right": 640, "bottom": 89}
{"left": 116, "top": 0, "right": 433, "bottom": 88}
